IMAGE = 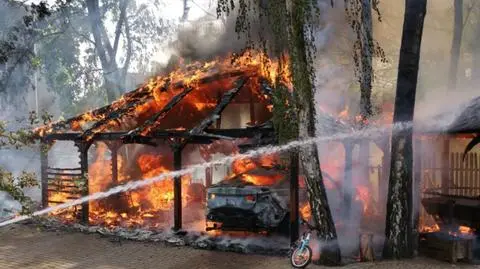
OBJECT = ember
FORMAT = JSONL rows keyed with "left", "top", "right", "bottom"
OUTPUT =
{"left": 420, "top": 223, "right": 475, "bottom": 238}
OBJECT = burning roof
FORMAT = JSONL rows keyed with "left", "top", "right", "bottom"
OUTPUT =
{"left": 35, "top": 50, "right": 292, "bottom": 143}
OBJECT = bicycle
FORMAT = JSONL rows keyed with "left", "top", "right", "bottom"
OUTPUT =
{"left": 289, "top": 218, "right": 318, "bottom": 268}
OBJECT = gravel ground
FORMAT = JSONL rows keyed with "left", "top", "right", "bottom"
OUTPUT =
{"left": 0, "top": 224, "right": 479, "bottom": 269}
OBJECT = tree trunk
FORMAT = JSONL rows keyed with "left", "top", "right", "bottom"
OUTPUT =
{"left": 448, "top": 0, "right": 463, "bottom": 91}
{"left": 289, "top": 1, "right": 341, "bottom": 265}
{"left": 383, "top": 0, "right": 427, "bottom": 259}
{"left": 472, "top": 10, "right": 480, "bottom": 86}
{"left": 359, "top": 233, "right": 375, "bottom": 262}
{"left": 104, "top": 68, "right": 125, "bottom": 103}
{"left": 357, "top": 0, "right": 373, "bottom": 209}
{"left": 359, "top": 0, "right": 373, "bottom": 120}
{"left": 86, "top": 0, "right": 127, "bottom": 104}
{"left": 342, "top": 140, "right": 354, "bottom": 219}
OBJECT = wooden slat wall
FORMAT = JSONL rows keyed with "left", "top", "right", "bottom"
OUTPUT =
{"left": 47, "top": 167, "right": 83, "bottom": 205}
{"left": 421, "top": 152, "right": 480, "bottom": 197}
{"left": 447, "top": 152, "right": 480, "bottom": 197}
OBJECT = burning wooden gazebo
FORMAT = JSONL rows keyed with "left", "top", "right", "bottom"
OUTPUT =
{"left": 416, "top": 96, "right": 480, "bottom": 230}
{"left": 35, "top": 51, "right": 302, "bottom": 241}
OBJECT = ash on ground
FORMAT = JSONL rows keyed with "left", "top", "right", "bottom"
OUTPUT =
{"left": 30, "top": 217, "right": 290, "bottom": 256}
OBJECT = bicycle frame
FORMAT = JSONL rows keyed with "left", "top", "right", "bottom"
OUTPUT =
{"left": 298, "top": 231, "right": 311, "bottom": 252}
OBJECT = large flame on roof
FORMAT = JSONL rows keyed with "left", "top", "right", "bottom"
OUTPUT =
{"left": 35, "top": 50, "right": 291, "bottom": 138}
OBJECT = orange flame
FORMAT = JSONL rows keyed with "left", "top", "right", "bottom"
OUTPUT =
{"left": 300, "top": 202, "right": 312, "bottom": 220}
{"left": 35, "top": 49, "right": 291, "bottom": 137}
{"left": 225, "top": 154, "right": 284, "bottom": 186}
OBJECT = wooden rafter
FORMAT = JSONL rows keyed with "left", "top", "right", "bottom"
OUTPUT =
{"left": 125, "top": 86, "right": 194, "bottom": 137}
{"left": 187, "top": 77, "right": 247, "bottom": 138}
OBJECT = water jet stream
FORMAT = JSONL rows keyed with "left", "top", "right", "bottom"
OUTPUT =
{"left": 0, "top": 122, "right": 415, "bottom": 227}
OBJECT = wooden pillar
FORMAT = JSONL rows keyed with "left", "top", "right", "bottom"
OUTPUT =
{"left": 75, "top": 141, "right": 91, "bottom": 224}
{"left": 249, "top": 90, "right": 256, "bottom": 125}
{"left": 110, "top": 145, "right": 119, "bottom": 184}
{"left": 216, "top": 91, "right": 222, "bottom": 129}
{"left": 343, "top": 140, "right": 355, "bottom": 219}
{"left": 380, "top": 139, "right": 391, "bottom": 216}
{"left": 290, "top": 151, "right": 299, "bottom": 244}
{"left": 441, "top": 135, "right": 451, "bottom": 194}
{"left": 40, "top": 141, "right": 49, "bottom": 209}
{"left": 359, "top": 139, "right": 371, "bottom": 187}
{"left": 359, "top": 233, "right": 375, "bottom": 262}
{"left": 205, "top": 167, "right": 212, "bottom": 187}
{"left": 173, "top": 145, "right": 183, "bottom": 231}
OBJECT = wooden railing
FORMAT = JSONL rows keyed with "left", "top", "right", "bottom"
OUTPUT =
{"left": 46, "top": 167, "right": 83, "bottom": 206}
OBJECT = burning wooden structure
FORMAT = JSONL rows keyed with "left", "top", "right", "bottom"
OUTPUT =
{"left": 416, "top": 97, "right": 480, "bottom": 262}
{"left": 35, "top": 50, "right": 303, "bottom": 240}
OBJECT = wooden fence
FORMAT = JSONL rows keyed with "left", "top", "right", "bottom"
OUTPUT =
{"left": 46, "top": 167, "right": 83, "bottom": 205}
{"left": 421, "top": 152, "right": 480, "bottom": 197}
{"left": 420, "top": 152, "right": 480, "bottom": 227}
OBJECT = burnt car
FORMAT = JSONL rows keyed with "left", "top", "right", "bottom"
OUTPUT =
{"left": 205, "top": 167, "right": 291, "bottom": 234}
{"left": 205, "top": 164, "right": 343, "bottom": 234}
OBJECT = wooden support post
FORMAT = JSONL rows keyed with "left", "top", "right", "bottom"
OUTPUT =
{"left": 249, "top": 90, "right": 256, "bottom": 125}
{"left": 173, "top": 145, "right": 183, "bottom": 231}
{"left": 359, "top": 233, "right": 375, "bottom": 262}
{"left": 379, "top": 139, "right": 391, "bottom": 217}
{"left": 359, "top": 139, "right": 370, "bottom": 188}
{"left": 343, "top": 140, "right": 355, "bottom": 219}
{"left": 40, "top": 141, "right": 49, "bottom": 209}
{"left": 290, "top": 151, "right": 299, "bottom": 244}
{"left": 447, "top": 200, "right": 455, "bottom": 226}
{"left": 442, "top": 135, "right": 451, "bottom": 194}
{"left": 205, "top": 167, "right": 212, "bottom": 187}
{"left": 75, "top": 141, "right": 91, "bottom": 224}
{"left": 216, "top": 91, "right": 222, "bottom": 129}
{"left": 110, "top": 146, "right": 119, "bottom": 184}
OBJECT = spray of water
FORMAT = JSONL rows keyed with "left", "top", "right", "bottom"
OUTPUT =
{"left": 0, "top": 121, "right": 414, "bottom": 227}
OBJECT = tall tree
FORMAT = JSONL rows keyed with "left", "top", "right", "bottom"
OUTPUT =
{"left": 85, "top": 0, "right": 133, "bottom": 103}
{"left": 0, "top": 1, "right": 52, "bottom": 106}
{"left": 359, "top": 0, "right": 374, "bottom": 120}
{"left": 383, "top": 0, "right": 427, "bottom": 259}
{"left": 357, "top": 1, "right": 373, "bottom": 198}
{"left": 472, "top": 8, "right": 480, "bottom": 84}
{"left": 288, "top": 1, "right": 341, "bottom": 265}
{"left": 343, "top": 0, "right": 384, "bottom": 218}
{"left": 449, "top": 0, "right": 463, "bottom": 91}
{"left": 1, "top": 0, "right": 172, "bottom": 114}
{"left": 216, "top": 0, "right": 341, "bottom": 264}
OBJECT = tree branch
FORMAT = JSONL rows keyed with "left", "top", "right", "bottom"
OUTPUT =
{"left": 99, "top": 24, "right": 114, "bottom": 60}
{"left": 113, "top": 0, "right": 129, "bottom": 59}
{"left": 122, "top": 14, "right": 132, "bottom": 76}
{"left": 86, "top": 0, "right": 109, "bottom": 68}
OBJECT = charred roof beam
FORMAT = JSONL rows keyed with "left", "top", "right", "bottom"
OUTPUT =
{"left": 78, "top": 94, "right": 153, "bottom": 141}
{"left": 124, "top": 86, "right": 194, "bottom": 138}
{"left": 186, "top": 77, "right": 247, "bottom": 140}
{"left": 42, "top": 87, "right": 152, "bottom": 133}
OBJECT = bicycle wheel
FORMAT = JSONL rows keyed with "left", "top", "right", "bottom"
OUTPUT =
{"left": 290, "top": 245, "right": 312, "bottom": 268}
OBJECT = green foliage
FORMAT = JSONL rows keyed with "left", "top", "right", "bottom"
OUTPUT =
{"left": 0, "top": 110, "right": 52, "bottom": 216}
{"left": 0, "top": 168, "right": 38, "bottom": 215}
{"left": 1, "top": 0, "right": 174, "bottom": 115}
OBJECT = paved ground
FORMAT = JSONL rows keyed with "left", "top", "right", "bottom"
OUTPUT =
{"left": 1, "top": 224, "right": 480, "bottom": 269}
